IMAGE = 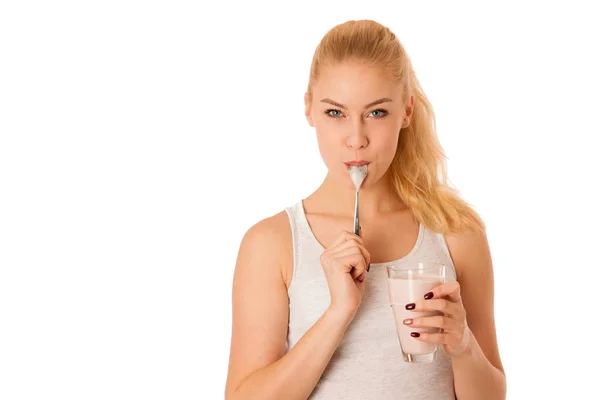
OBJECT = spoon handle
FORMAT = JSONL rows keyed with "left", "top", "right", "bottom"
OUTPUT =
{"left": 353, "top": 190, "right": 361, "bottom": 237}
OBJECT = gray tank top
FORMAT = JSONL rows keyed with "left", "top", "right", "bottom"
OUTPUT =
{"left": 284, "top": 200, "right": 457, "bottom": 399}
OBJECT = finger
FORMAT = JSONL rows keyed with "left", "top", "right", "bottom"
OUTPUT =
{"left": 356, "top": 268, "right": 367, "bottom": 282}
{"left": 329, "top": 248, "right": 365, "bottom": 274}
{"left": 335, "top": 254, "right": 367, "bottom": 279}
{"left": 424, "top": 280, "right": 461, "bottom": 302}
{"left": 321, "top": 236, "right": 361, "bottom": 269}
{"left": 330, "top": 241, "right": 371, "bottom": 268}
{"left": 356, "top": 270, "right": 367, "bottom": 283}
{"left": 328, "top": 253, "right": 367, "bottom": 277}
{"left": 410, "top": 332, "right": 448, "bottom": 344}
{"left": 329, "top": 246, "right": 363, "bottom": 262}
{"left": 403, "top": 315, "right": 461, "bottom": 332}
{"left": 329, "top": 230, "right": 364, "bottom": 248}
{"left": 330, "top": 237, "right": 364, "bottom": 253}
{"left": 407, "top": 299, "right": 462, "bottom": 317}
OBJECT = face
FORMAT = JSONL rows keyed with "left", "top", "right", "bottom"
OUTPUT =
{"left": 305, "top": 61, "right": 414, "bottom": 190}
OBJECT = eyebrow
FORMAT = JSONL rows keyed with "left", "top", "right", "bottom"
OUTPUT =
{"left": 320, "top": 97, "right": 393, "bottom": 110}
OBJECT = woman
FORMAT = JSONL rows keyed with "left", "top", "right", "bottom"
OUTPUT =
{"left": 225, "top": 19, "right": 506, "bottom": 400}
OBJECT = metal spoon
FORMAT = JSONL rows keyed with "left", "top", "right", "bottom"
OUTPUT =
{"left": 348, "top": 165, "right": 368, "bottom": 237}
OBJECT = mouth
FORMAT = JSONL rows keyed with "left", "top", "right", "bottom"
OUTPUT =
{"left": 344, "top": 160, "right": 370, "bottom": 167}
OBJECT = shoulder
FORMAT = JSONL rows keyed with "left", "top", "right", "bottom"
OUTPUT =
{"left": 242, "top": 210, "right": 292, "bottom": 253}
{"left": 237, "top": 210, "right": 293, "bottom": 286}
{"left": 444, "top": 226, "right": 492, "bottom": 280}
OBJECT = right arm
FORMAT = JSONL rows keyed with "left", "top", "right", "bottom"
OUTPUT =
{"left": 224, "top": 212, "right": 369, "bottom": 400}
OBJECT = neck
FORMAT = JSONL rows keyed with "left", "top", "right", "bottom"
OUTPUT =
{"left": 305, "top": 170, "right": 408, "bottom": 219}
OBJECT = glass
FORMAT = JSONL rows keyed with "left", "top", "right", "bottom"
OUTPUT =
{"left": 386, "top": 262, "right": 447, "bottom": 363}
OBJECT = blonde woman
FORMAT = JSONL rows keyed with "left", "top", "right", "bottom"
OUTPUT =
{"left": 225, "top": 19, "right": 506, "bottom": 400}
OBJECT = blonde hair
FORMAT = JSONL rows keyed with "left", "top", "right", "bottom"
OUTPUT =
{"left": 306, "top": 20, "right": 485, "bottom": 234}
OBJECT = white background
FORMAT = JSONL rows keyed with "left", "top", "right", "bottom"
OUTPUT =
{"left": 1, "top": 1, "right": 599, "bottom": 399}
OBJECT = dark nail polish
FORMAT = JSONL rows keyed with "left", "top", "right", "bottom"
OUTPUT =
{"left": 405, "top": 303, "right": 415, "bottom": 310}
{"left": 410, "top": 332, "right": 420, "bottom": 338}
{"left": 367, "top": 263, "right": 371, "bottom": 272}
{"left": 424, "top": 292, "right": 434, "bottom": 300}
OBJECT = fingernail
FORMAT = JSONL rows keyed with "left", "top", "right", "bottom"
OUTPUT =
{"left": 403, "top": 318, "right": 413, "bottom": 325}
{"left": 410, "top": 332, "right": 420, "bottom": 338}
{"left": 405, "top": 303, "right": 415, "bottom": 310}
{"left": 424, "top": 292, "right": 434, "bottom": 300}
{"left": 367, "top": 263, "right": 371, "bottom": 272}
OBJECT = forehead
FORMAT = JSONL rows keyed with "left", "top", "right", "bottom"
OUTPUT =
{"left": 313, "top": 62, "right": 400, "bottom": 105}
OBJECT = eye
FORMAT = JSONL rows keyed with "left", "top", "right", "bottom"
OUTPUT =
{"left": 370, "top": 109, "right": 388, "bottom": 118}
{"left": 325, "top": 109, "right": 343, "bottom": 118}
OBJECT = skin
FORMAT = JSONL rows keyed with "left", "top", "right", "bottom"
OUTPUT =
{"left": 225, "top": 60, "right": 506, "bottom": 400}
{"left": 306, "top": 61, "right": 414, "bottom": 221}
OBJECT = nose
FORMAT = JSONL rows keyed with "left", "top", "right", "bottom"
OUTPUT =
{"left": 346, "top": 122, "right": 369, "bottom": 150}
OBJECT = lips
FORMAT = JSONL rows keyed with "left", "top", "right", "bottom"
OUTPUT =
{"left": 345, "top": 160, "right": 370, "bottom": 167}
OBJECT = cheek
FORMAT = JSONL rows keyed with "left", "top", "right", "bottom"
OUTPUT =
{"left": 315, "top": 128, "right": 342, "bottom": 157}
{"left": 373, "top": 129, "right": 400, "bottom": 156}
{"left": 315, "top": 133, "right": 337, "bottom": 168}
{"left": 381, "top": 138, "right": 400, "bottom": 160}
{"left": 368, "top": 132, "right": 400, "bottom": 175}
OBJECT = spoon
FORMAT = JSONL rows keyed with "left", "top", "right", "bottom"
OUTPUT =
{"left": 348, "top": 165, "right": 368, "bottom": 237}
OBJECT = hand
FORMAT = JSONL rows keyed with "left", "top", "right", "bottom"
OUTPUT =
{"left": 402, "top": 280, "right": 472, "bottom": 358}
{"left": 320, "top": 230, "right": 371, "bottom": 318}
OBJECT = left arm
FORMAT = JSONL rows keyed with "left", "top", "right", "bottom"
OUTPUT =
{"left": 404, "top": 228, "right": 506, "bottom": 400}
{"left": 446, "top": 228, "right": 506, "bottom": 400}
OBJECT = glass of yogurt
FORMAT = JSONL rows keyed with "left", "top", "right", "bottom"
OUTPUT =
{"left": 386, "top": 262, "right": 447, "bottom": 363}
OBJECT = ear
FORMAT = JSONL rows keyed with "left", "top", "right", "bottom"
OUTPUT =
{"left": 402, "top": 95, "right": 415, "bottom": 128}
{"left": 304, "top": 92, "right": 314, "bottom": 127}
